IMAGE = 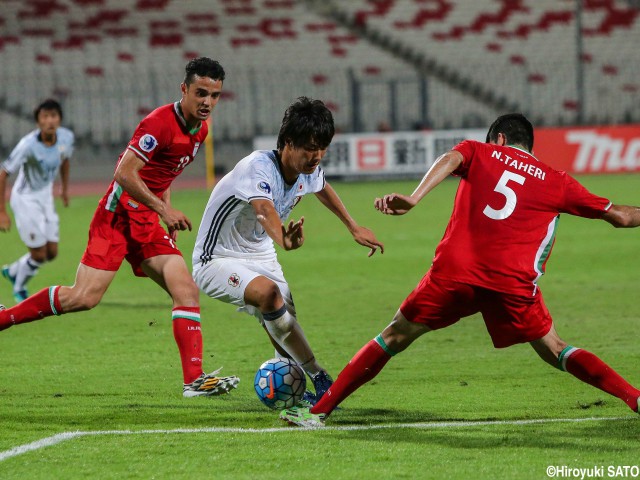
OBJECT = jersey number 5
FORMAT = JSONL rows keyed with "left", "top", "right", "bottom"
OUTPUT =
{"left": 483, "top": 170, "right": 525, "bottom": 220}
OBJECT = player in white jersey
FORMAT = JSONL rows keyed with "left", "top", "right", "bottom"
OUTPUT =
{"left": 0, "top": 99, "right": 73, "bottom": 302}
{"left": 193, "top": 97, "right": 384, "bottom": 405}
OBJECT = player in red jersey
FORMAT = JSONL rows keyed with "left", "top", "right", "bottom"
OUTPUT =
{"left": 281, "top": 113, "right": 640, "bottom": 426}
{"left": 0, "top": 57, "right": 239, "bottom": 397}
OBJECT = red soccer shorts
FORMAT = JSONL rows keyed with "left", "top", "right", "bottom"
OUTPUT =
{"left": 399, "top": 271, "right": 552, "bottom": 348}
{"left": 81, "top": 206, "right": 181, "bottom": 277}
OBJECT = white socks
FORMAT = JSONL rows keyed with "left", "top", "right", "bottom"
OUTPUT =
{"left": 11, "top": 253, "right": 42, "bottom": 292}
{"left": 263, "top": 308, "right": 323, "bottom": 377}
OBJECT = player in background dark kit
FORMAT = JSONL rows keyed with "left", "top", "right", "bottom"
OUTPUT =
{"left": 0, "top": 99, "right": 73, "bottom": 303}
{"left": 281, "top": 113, "right": 640, "bottom": 427}
{"left": 0, "top": 57, "right": 239, "bottom": 398}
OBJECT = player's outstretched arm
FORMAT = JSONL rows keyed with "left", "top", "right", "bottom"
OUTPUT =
{"left": 252, "top": 198, "right": 305, "bottom": 251}
{"left": 114, "top": 150, "right": 191, "bottom": 235}
{"left": 0, "top": 169, "right": 11, "bottom": 232}
{"left": 315, "top": 183, "right": 384, "bottom": 257}
{"left": 602, "top": 204, "right": 640, "bottom": 228}
{"left": 374, "top": 150, "right": 463, "bottom": 216}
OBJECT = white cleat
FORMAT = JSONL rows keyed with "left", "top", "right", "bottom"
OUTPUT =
{"left": 183, "top": 368, "right": 240, "bottom": 397}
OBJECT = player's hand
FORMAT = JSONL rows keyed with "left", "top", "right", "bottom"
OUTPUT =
{"left": 282, "top": 217, "right": 304, "bottom": 250}
{"left": 61, "top": 190, "right": 70, "bottom": 207}
{"left": 351, "top": 225, "right": 384, "bottom": 257}
{"left": 374, "top": 193, "right": 417, "bottom": 215}
{"left": 0, "top": 211, "right": 11, "bottom": 232}
{"left": 161, "top": 206, "right": 192, "bottom": 235}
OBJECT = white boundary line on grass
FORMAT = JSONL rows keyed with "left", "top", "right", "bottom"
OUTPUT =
{"left": 0, "top": 416, "right": 632, "bottom": 462}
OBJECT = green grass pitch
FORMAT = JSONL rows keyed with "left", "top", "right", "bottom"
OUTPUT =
{"left": 0, "top": 175, "right": 638, "bottom": 479}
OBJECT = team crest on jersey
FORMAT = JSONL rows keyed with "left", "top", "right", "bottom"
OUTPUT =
{"left": 257, "top": 181, "right": 271, "bottom": 194}
{"left": 228, "top": 273, "right": 240, "bottom": 287}
{"left": 139, "top": 134, "right": 158, "bottom": 152}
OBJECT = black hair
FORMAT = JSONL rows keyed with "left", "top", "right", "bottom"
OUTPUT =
{"left": 276, "top": 97, "right": 335, "bottom": 151}
{"left": 184, "top": 57, "right": 225, "bottom": 86}
{"left": 34, "top": 98, "right": 63, "bottom": 121}
{"left": 485, "top": 113, "right": 534, "bottom": 152}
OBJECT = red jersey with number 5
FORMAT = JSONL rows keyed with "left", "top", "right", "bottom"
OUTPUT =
{"left": 100, "top": 102, "right": 208, "bottom": 213}
{"left": 429, "top": 140, "right": 611, "bottom": 296}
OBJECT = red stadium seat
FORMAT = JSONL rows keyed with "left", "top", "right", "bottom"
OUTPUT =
{"left": 18, "top": 1, "right": 68, "bottom": 19}
{"left": 311, "top": 74, "right": 329, "bottom": 85}
{"left": 354, "top": 0, "right": 394, "bottom": 27}
{"left": 264, "top": 0, "right": 295, "bottom": 8}
{"left": 230, "top": 37, "right": 262, "bottom": 47}
{"left": 117, "top": 52, "right": 135, "bottom": 62}
{"left": 85, "top": 66, "right": 105, "bottom": 76}
{"left": 150, "top": 33, "right": 183, "bottom": 47}
{"left": 527, "top": 73, "right": 546, "bottom": 84}
{"left": 21, "top": 28, "right": 54, "bottom": 37}
{"left": 563, "top": 100, "right": 579, "bottom": 111}
{"left": 35, "top": 54, "right": 53, "bottom": 64}
{"left": 305, "top": 22, "right": 336, "bottom": 32}
{"left": 136, "top": 0, "right": 170, "bottom": 10}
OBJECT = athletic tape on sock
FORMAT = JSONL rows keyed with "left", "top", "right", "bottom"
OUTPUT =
{"left": 558, "top": 345, "right": 579, "bottom": 371}
{"left": 374, "top": 334, "right": 398, "bottom": 357}
{"left": 48, "top": 286, "right": 61, "bottom": 316}
{"left": 263, "top": 304, "right": 287, "bottom": 321}
{"left": 172, "top": 307, "right": 201, "bottom": 322}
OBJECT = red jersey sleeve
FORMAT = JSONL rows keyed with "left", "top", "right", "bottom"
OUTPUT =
{"left": 126, "top": 114, "right": 170, "bottom": 163}
{"left": 451, "top": 139, "right": 477, "bottom": 177}
{"left": 559, "top": 173, "right": 611, "bottom": 218}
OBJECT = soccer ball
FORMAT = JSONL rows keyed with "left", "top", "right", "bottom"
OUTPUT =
{"left": 254, "top": 358, "right": 306, "bottom": 410}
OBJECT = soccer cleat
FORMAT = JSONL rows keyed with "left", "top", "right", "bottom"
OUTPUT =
{"left": 2, "top": 266, "right": 16, "bottom": 287}
{"left": 311, "top": 370, "right": 333, "bottom": 401}
{"left": 298, "top": 392, "right": 315, "bottom": 407}
{"left": 13, "top": 290, "right": 27, "bottom": 303}
{"left": 2, "top": 267, "right": 26, "bottom": 303}
{"left": 280, "top": 406, "right": 326, "bottom": 428}
{"left": 183, "top": 368, "right": 240, "bottom": 397}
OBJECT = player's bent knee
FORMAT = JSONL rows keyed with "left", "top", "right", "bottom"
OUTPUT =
{"left": 30, "top": 251, "right": 48, "bottom": 263}
{"left": 254, "top": 282, "right": 283, "bottom": 312}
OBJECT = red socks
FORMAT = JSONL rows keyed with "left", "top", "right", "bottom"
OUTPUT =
{"left": 0, "top": 287, "right": 61, "bottom": 331}
{"left": 309, "top": 341, "right": 640, "bottom": 417}
{"left": 560, "top": 347, "right": 640, "bottom": 412}
{"left": 172, "top": 306, "right": 204, "bottom": 384}
{"left": 312, "top": 336, "right": 394, "bottom": 416}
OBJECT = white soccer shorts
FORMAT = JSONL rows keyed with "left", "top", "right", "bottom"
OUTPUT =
{"left": 193, "top": 257, "right": 296, "bottom": 322}
{"left": 10, "top": 191, "right": 59, "bottom": 248}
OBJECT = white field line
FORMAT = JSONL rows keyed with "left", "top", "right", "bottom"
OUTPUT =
{"left": 0, "top": 416, "right": 633, "bottom": 462}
